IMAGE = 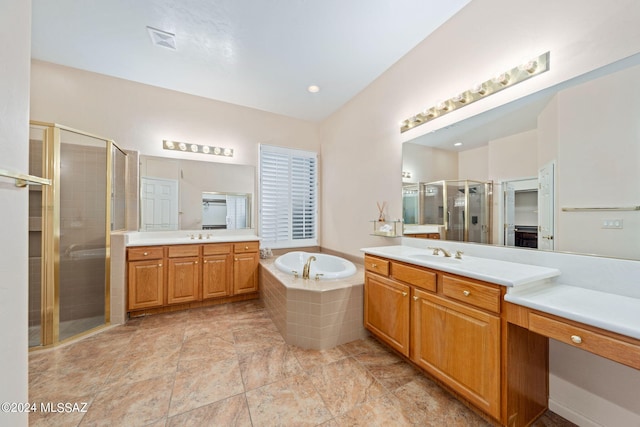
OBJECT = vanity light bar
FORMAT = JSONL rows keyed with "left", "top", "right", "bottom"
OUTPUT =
{"left": 400, "top": 51, "right": 550, "bottom": 133}
{"left": 163, "top": 140, "right": 234, "bottom": 157}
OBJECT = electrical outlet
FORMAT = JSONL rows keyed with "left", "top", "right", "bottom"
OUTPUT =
{"left": 602, "top": 219, "right": 623, "bottom": 229}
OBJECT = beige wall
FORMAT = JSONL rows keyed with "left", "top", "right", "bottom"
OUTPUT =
{"left": 30, "top": 60, "right": 320, "bottom": 169}
{"left": 0, "top": 0, "right": 31, "bottom": 425}
{"left": 554, "top": 63, "right": 640, "bottom": 259}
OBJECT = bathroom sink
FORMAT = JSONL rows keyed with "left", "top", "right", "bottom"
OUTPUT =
{"left": 407, "top": 254, "right": 462, "bottom": 264}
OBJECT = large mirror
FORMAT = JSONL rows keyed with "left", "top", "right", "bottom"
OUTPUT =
{"left": 139, "top": 155, "right": 255, "bottom": 231}
{"left": 402, "top": 52, "right": 640, "bottom": 260}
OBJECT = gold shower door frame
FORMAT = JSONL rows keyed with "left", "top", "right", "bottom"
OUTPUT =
{"left": 31, "top": 121, "right": 125, "bottom": 348}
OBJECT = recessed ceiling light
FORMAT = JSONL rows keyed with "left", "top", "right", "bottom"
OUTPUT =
{"left": 147, "top": 26, "right": 177, "bottom": 50}
{"left": 454, "top": 142, "right": 463, "bottom": 147}
{"left": 307, "top": 85, "right": 320, "bottom": 93}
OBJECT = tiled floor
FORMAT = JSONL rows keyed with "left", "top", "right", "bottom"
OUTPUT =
{"left": 29, "top": 300, "right": 575, "bottom": 426}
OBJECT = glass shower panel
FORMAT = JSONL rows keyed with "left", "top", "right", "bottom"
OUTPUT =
{"left": 58, "top": 129, "right": 107, "bottom": 341}
{"left": 446, "top": 181, "right": 466, "bottom": 241}
{"left": 402, "top": 184, "right": 419, "bottom": 224}
{"left": 467, "top": 181, "right": 491, "bottom": 244}
{"left": 421, "top": 182, "right": 444, "bottom": 225}
{"left": 28, "top": 126, "right": 45, "bottom": 347}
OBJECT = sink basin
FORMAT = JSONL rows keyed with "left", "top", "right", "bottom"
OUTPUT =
{"left": 407, "top": 253, "right": 462, "bottom": 264}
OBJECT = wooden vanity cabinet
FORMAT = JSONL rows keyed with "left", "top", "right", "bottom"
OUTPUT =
{"left": 202, "top": 244, "right": 233, "bottom": 299}
{"left": 127, "top": 241, "right": 259, "bottom": 314}
{"left": 412, "top": 288, "right": 501, "bottom": 419}
{"left": 364, "top": 273, "right": 410, "bottom": 356}
{"left": 127, "top": 247, "right": 164, "bottom": 310}
{"left": 233, "top": 242, "right": 259, "bottom": 294}
{"left": 167, "top": 245, "right": 200, "bottom": 305}
{"left": 364, "top": 255, "right": 546, "bottom": 426}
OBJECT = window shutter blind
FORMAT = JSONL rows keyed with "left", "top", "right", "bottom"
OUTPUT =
{"left": 260, "top": 145, "right": 318, "bottom": 248}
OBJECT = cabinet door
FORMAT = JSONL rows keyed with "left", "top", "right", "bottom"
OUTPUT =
{"left": 412, "top": 288, "right": 500, "bottom": 419}
{"left": 167, "top": 256, "right": 200, "bottom": 304}
{"left": 364, "top": 273, "right": 410, "bottom": 356}
{"left": 203, "top": 253, "right": 232, "bottom": 299}
{"left": 233, "top": 252, "right": 259, "bottom": 294}
{"left": 128, "top": 259, "right": 164, "bottom": 310}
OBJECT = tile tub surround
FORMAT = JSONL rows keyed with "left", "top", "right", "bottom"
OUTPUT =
{"left": 260, "top": 256, "right": 367, "bottom": 350}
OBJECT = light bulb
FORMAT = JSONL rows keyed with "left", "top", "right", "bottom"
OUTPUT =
{"left": 178, "top": 142, "right": 187, "bottom": 151}
{"left": 164, "top": 140, "right": 175, "bottom": 149}
{"left": 492, "top": 72, "right": 510, "bottom": 86}
{"left": 190, "top": 144, "right": 199, "bottom": 152}
{"left": 202, "top": 146, "right": 210, "bottom": 154}
{"left": 519, "top": 60, "right": 538, "bottom": 74}
{"left": 470, "top": 83, "right": 486, "bottom": 95}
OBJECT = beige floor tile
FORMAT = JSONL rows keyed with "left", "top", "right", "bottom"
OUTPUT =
{"left": 333, "top": 393, "right": 413, "bottom": 427}
{"left": 105, "top": 346, "right": 180, "bottom": 387}
{"left": 245, "top": 374, "right": 332, "bottom": 426}
{"left": 354, "top": 349, "right": 420, "bottom": 391}
{"left": 289, "top": 344, "right": 349, "bottom": 372}
{"left": 167, "top": 394, "right": 252, "bottom": 427}
{"left": 79, "top": 375, "right": 173, "bottom": 427}
{"left": 307, "top": 357, "right": 387, "bottom": 417}
{"left": 238, "top": 344, "right": 303, "bottom": 390}
{"left": 232, "top": 326, "right": 285, "bottom": 355}
{"left": 179, "top": 334, "right": 237, "bottom": 365}
{"left": 169, "top": 357, "right": 244, "bottom": 417}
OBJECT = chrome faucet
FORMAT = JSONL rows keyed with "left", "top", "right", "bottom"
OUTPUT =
{"left": 428, "top": 247, "right": 452, "bottom": 257}
{"left": 302, "top": 256, "right": 316, "bottom": 279}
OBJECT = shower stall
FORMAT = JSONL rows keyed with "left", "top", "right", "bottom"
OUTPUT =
{"left": 28, "top": 122, "right": 127, "bottom": 348}
{"left": 404, "top": 179, "right": 492, "bottom": 243}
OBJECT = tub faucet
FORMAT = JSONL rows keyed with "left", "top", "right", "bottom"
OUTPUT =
{"left": 302, "top": 256, "right": 316, "bottom": 279}
{"left": 428, "top": 247, "right": 452, "bottom": 257}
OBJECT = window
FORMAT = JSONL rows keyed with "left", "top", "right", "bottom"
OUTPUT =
{"left": 259, "top": 144, "right": 318, "bottom": 248}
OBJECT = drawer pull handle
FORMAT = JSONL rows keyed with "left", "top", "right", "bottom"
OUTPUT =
{"left": 402, "top": 292, "right": 408, "bottom": 297}
{"left": 463, "top": 290, "right": 471, "bottom": 297}
{"left": 570, "top": 335, "right": 583, "bottom": 344}
{"left": 413, "top": 296, "right": 418, "bottom": 301}
{"left": 143, "top": 252, "right": 148, "bottom": 256}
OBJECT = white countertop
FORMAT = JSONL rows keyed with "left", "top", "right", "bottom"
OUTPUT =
{"left": 125, "top": 230, "right": 260, "bottom": 247}
{"left": 505, "top": 283, "right": 640, "bottom": 340}
{"left": 360, "top": 245, "right": 560, "bottom": 287}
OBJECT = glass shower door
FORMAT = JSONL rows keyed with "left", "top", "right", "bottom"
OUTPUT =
{"left": 57, "top": 129, "right": 108, "bottom": 341}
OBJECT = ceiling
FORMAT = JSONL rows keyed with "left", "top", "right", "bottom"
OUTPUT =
{"left": 31, "top": 0, "right": 470, "bottom": 122}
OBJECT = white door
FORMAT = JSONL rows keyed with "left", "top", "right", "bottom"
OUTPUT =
{"left": 140, "top": 177, "right": 179, "bottom": 231}
{"left": 538, "top": 162, "right": 555, "bottom": 250}
{"left": 504, "top": 183, "right": 516, "bottom": 246}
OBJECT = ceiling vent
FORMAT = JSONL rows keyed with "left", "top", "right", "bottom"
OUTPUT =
{"left": 147, "top": 26, "right": 176, "bottom": 50}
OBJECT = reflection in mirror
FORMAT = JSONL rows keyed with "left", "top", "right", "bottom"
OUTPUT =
{"left": 402, "top": 180, "right": 492, "bottom": 244}
{"left": 202, "top": 192, "right": 251, "bottom": 230}
{"left": 402, "top": 53, "right": 640, "bottom": 260}
{"left": 139, "top": 155, "right": 255, "bottom": 231}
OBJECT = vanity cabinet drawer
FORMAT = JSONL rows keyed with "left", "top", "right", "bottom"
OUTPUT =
{"left": 128, "top": 247, "right": 164, "bottom": 261}
{"left": 234, "top": 241, "right": 259, "bottom": 253}
{"left": 203, "top": 243, "right": 232, "bottom": 255}
{"left": 442, "top": 274, "right": 501, "bottom": 313}
{"left": 168, "top": 245, "right": 200, "bottom": 258}
{"left": 392, "top": 262, "right": 436, "bottom": 292}
{"left": 529, "top": 313, "right": 640, "bottom": 370}
{"left": 364, "top": 255, "right": 389, "bottom": 276}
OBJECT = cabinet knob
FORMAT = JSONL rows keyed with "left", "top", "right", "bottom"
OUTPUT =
{"left": 402, "top": 292, "right": 408, "bottom": 297}
{"left": 235, "top": 258, "right": 238, "bottom": 261}
{"left": 143, "top": 252, "right": 148, "bottom": 256}
{"left": 371, "top": 263, "right": 377, "bottom": 268}
{"left": 570, "top": 335, "right": 583, "bottom": 344}
{"left": 195, "top": 261, "right": 198, "bottom": 264}
{"left": 245, "top": 245, "right": 249, "bottom": 250}
{"left": 158, "top": 263, "right": 162, "bottom": 267}
{"left": 413, "top": 296, "right": 418, "bottom": 301}
{"left": 203, "top": 260, "right": 207, "bottom": 264}
{"left": 463, "top": 290, "right": 471, "bottom": 297}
